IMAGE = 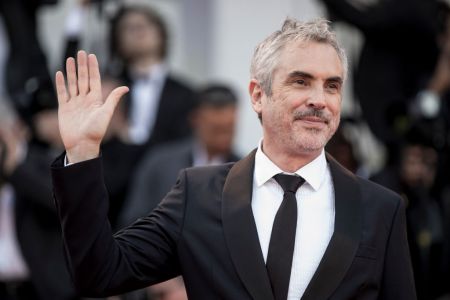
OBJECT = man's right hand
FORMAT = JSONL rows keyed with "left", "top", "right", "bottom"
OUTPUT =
{"left": 55, "top": 51, "right": 129, "bottom": 163}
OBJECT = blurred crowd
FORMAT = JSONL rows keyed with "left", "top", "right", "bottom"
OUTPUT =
{"left": 0, "top": 0, "right": 449, "bottom": 299}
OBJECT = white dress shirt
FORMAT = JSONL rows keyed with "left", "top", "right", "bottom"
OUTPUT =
{"left": 129, "top": 64, "right": 167, "bottom": 144}
{"left": 252, "top": 143, "right": 335, "bottom": 299}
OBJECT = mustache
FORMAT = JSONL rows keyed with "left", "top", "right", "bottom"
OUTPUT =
{"left": 293, "top": 108, "right": 331, "bottom": 123}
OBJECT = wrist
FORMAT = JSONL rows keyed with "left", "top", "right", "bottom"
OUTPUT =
{"left": 66, "top": 142, "right": 100, "bottom": 164}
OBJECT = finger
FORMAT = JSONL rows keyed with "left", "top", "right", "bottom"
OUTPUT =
{"left": 77, "top": 51, "right": 89, "bottom": 95}
{"left": 66, "top": 57, "right": 78, "bottom": 97}
{"left": 88, "top": 54, "right": 101, "bottom": 97}
{"left": 55, "top": 71, "right": 69, "bottom": 104}
{"left": 104, "top": 86, "right": 129, "bottom": 115}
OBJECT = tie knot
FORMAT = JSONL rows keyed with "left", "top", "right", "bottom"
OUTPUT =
{"left": 273, "top": 174, "right": 305, "bottom": 194}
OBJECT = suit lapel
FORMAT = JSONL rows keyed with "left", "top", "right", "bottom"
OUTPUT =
{"left": 301, "top": 154, "right": 362, "bottom": 300}
{"left": 222, "top": 150, "right": 274, "bottom": 300}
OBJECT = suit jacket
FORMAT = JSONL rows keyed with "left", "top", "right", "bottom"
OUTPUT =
{"left": 123, "top": 73, "right": 196, "bottom": 151}
{"left": 118, "top": 138, "right": 240, "bottom": 228}
{"left": 8, "top": 144, "right": 77, "bottom": 300}
{"left": 51, "top": 150, "right": 416, "bottom": 299}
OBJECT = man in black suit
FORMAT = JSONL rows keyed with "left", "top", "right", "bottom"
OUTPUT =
{"left": 52, "top": 18, "right": 416, "bottom": 299}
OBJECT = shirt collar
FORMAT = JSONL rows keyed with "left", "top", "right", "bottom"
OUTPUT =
{"left": 254, "top": 140, "right": 327, "bottom": 191}
{"left": 192, "top": 140, "right": 226, "bottom": 167}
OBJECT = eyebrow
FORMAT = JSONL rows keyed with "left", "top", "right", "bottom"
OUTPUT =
{"left": 287, "top": 71, "right": 314, "bottom": 80}
{"left": 287, "top": 71, "right": 343, "bottom": 85}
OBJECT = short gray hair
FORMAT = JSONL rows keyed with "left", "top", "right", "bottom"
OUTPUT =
{"left": 250, "top": 18, "right": 348, "bottom": 96}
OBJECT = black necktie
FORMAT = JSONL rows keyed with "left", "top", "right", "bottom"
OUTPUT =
{"left": 267, "top": 174, "right": 305, "bottom": 300}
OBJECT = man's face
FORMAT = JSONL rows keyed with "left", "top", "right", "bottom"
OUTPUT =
{"left": 191, "top": 105, "right": 237, "bottom": 156}
{"left": 117, "top": 11, "right": 162, "bottom": 61}
{"left": 250, "top": 41, "right": 343, "bottom": 157}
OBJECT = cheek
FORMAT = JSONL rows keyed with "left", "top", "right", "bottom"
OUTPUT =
{"left": 328, "top": 97, "right": 342, "bottom": 116}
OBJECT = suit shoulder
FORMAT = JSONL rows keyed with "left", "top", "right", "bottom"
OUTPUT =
{"left": 164, "top": 76, "right": 194, "bottom": 94}
{"left": 355, "top": 175, "right": 404, "bottom": 211}
{"left": 328, "top": 154, "right": 402, "bottom": 208}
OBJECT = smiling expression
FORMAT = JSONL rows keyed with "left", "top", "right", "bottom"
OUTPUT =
{"left": 251, "top": 40, "right": 344, "bottom": 157}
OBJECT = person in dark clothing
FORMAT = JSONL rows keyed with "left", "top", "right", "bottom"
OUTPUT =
{"left": 108, "top": 5, "right": 196, "bottom": 151}
{"left": 0, "top": 0, "right": 58, "bottom": 124}
{"left": 320, "top": 0, "right": 441, "bottom": 161}
{"left": 371, "top": 124, "right": 450, "bottom": 300}
{"left": 0, "top": 105, "right": 78, "bottom": 300}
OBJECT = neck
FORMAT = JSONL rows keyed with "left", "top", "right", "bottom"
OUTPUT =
{"left": 261, "top": 139, "right": 322, "bottom": 173}
{"left": 198, "top": 141, "right": 228, "bottom": 162}
{"left": 129, "top": 55, "right": 161, "bottom": 76}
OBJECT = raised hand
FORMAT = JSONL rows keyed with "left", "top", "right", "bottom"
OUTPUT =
{"left": 55, "top": 51, "right": 129, "bottom": 163}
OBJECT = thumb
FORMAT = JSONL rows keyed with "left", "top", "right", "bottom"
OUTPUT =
{"left": 104, "top": 86, "right": 129, "bottom": 115}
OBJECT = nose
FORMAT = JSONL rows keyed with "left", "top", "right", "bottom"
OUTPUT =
{"left": 306, "top": 87, "right": 326, "bottom": 109}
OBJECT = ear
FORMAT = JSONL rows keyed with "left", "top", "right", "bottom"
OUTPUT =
{"left": 249, "top": 79, "right": 263, "bottom": 116}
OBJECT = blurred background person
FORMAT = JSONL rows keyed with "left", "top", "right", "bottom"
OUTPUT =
{"left": 371, "top": 124, "right": 450, "bottom": 300}
{"left": 119, "top": 84, "right": 240, "bottom": 227}
{"left": 0, "top": 0, "right": 58, "bottom": 126}
{"left": 409, "top": 2, "right": 450, "bottom": 201}
{"left": 108, "top": 4, "right": 196, "bottom": 153}
{"left": 0, "top": 100, "right": 79, "bottom": 300}
{"left": 320, "top": 0, "right": 442, "bottom": 164}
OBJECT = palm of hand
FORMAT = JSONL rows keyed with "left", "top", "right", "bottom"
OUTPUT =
{"left": 56, "top": 51, "right": 128, "bottom": 162}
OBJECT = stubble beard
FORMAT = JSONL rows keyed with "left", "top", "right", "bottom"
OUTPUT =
{"left": 288, "top": 110, "right": 340, "bottom": 153}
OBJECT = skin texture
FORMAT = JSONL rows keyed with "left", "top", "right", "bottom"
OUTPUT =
{"left": 55, "top": 51, "right": 129, "bottom": 163}
{"left": 249, "top": 41, "right": 344, "bottom": 172}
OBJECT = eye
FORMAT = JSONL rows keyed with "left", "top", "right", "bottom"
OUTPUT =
{"left": 326, "top": 82, "right": 340, "bottom": 92}
{"left": 295, "top": 79, "right": 307, "bottom": 86}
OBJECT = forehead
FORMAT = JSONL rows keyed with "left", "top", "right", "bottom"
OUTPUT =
{"left": 275, "top": 40, "right": 344, "bottom": 79}
{"left": 119, "top": 11, "right": 153, "bottom": 26}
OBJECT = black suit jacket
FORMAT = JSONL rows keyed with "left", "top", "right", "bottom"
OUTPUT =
{"left": 123, "top": 73, "right": 196, "bottom": 150}
{"left": 51, "top": 150, "right": 416, "bottom": 299}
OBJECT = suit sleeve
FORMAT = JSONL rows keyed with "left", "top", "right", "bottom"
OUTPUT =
{"left": 379, "top": 197, "right": 417, "bottom": 299}
{"left": 51, "top": 153, "right": 186, "bottom": 297}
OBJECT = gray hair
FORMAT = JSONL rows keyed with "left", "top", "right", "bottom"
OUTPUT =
{"left": 250, "top": 18, "right": 348, "bottom": 96}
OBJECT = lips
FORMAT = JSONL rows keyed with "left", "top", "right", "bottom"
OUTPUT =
{"left": 299, "top": 116, "right": 328, "bottom": 124}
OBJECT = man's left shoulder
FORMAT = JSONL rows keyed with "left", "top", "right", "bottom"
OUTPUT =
{"left": 328, "top": 155, "right": 402, "bottom": 208}
{"left": 356, "top": 175, "right": 402, "bottom": 202}
{"left": 353, "top": 174, "right": 405, "bottom": 221}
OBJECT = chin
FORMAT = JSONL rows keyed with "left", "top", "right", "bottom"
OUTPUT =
{"left": 293, "top": 131, "right": 331, "bottom": 153}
